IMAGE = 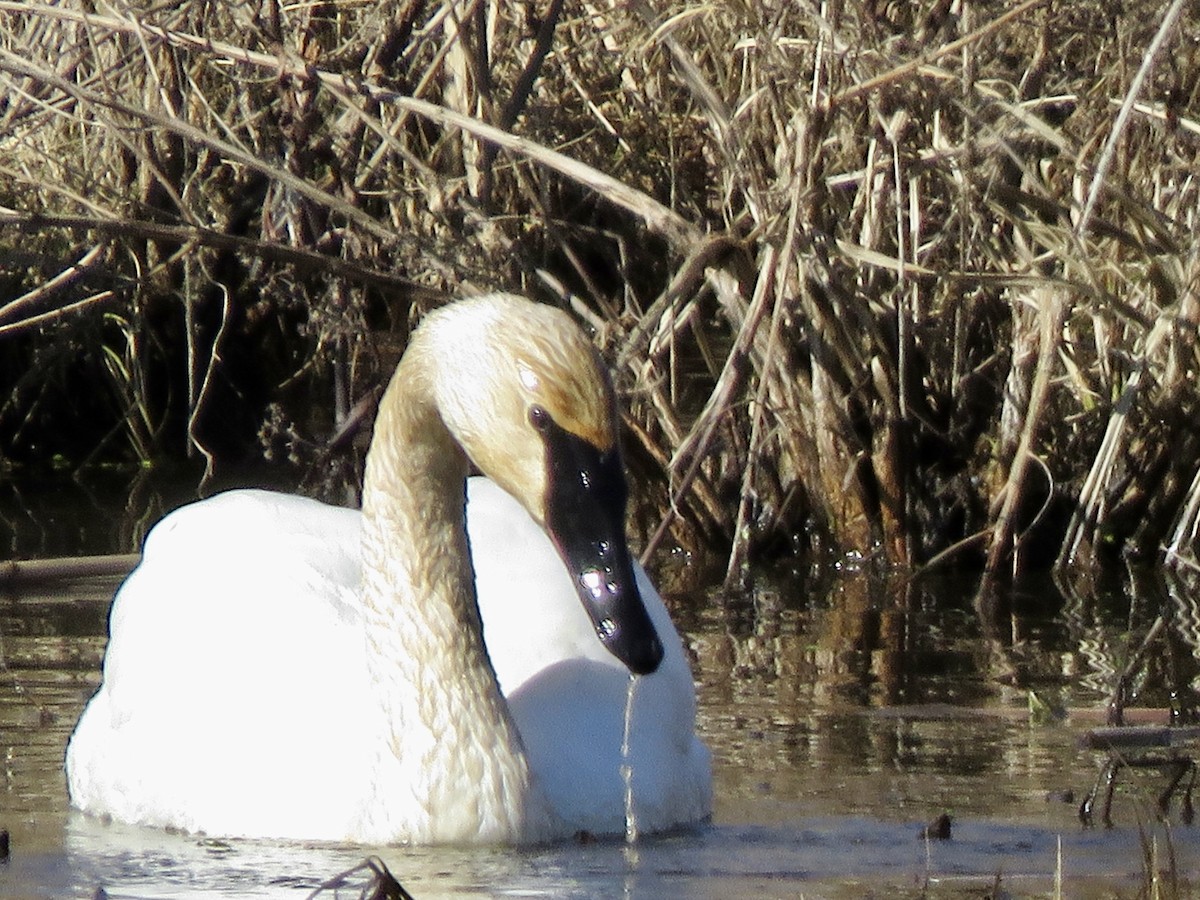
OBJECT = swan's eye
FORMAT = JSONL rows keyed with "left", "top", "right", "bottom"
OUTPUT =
{"left": 529, "top": 405, "right": 551, "bottom": 432}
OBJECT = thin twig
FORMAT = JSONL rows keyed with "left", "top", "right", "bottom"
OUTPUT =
{"left": 1076, "top": 0, "right": 1188, "bottom": 237}
{"left": 830, "top": 0, "right": 1047, "bottom": 108}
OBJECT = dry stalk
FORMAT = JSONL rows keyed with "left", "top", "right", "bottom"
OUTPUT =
{"left": 1060, "top": 315, "right": 1172, "bottom": 567}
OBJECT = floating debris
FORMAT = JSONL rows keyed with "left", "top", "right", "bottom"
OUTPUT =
{"left": 920, "top": 813, "right": 952, "bottom": 841}
{"left": 305, "top": 856, "right": 415, "bottom": 900}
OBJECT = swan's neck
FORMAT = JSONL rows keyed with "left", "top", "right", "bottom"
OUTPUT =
{"left": 357, "top": 365, "right": 552, "bottom": 844}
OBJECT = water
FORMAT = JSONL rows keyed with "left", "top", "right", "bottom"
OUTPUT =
{"left": 621, "top": 675, "right": 639, "bottom": 844}
{"left": 3, "top": 484, "right": 1200, "bottom": 897}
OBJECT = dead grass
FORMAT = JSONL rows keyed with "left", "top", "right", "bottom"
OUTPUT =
{"left": 1, "top": 0, "right": 1199, "bottom": 584}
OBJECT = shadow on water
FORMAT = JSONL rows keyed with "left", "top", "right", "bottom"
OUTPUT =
{"left": 2, "top": 483, "right": 1200, "bottom": 897}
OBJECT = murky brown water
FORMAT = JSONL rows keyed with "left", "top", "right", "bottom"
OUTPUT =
{"left": 2, "top": 480, "right": 1199, "bottom": 897}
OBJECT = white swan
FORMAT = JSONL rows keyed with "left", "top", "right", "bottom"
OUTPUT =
{"left": 65, "top": 293, "right": 711, "bottom": 845}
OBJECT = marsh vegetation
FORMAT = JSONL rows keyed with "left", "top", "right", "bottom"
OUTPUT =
{"left": 1, "top": 0, "right": 1199, "bottom": 594}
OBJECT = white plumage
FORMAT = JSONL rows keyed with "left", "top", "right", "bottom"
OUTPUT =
{"left": 66, "top": 294, "right": 711, "bottom": 844}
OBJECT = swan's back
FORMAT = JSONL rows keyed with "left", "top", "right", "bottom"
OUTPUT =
{"left": 67, "top": 491, "right": 373, "bottom": 838}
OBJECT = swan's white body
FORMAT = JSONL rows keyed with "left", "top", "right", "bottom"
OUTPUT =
{"left": 66, "top": 295, "right": 711, "bottom": 845}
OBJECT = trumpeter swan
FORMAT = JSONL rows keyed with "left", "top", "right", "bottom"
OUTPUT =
{"left": 65, "top": 293, "right": 711, "bottom": 845}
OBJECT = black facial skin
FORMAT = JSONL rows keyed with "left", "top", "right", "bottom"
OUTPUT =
{"left": 530, "top": 405, "right": 664, "bottom": 676}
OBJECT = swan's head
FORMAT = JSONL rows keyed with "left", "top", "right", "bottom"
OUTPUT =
{"left": 416, "top": 293, "right": 664, "bottom": 676}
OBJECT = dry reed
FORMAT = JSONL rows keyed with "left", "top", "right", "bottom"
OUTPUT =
{"left": 1, "top": 1, "right": 1199, "bottom": 586}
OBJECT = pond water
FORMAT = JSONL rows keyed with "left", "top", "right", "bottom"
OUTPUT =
{"left": 2, "top": 479, "right": 1200, "bottom": 898}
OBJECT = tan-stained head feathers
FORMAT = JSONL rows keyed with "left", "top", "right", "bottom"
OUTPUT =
{"left": 399, "top": 293, "right": 619, "bottom": 524}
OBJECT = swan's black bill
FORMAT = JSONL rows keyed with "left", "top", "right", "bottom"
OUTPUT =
{"left": 535, "top": 411, "right": 664, "bottom": 676}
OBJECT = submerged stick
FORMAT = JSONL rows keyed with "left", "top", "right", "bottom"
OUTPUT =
{"left": 0, "top": 554, "right": 139, "bottom": 586}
